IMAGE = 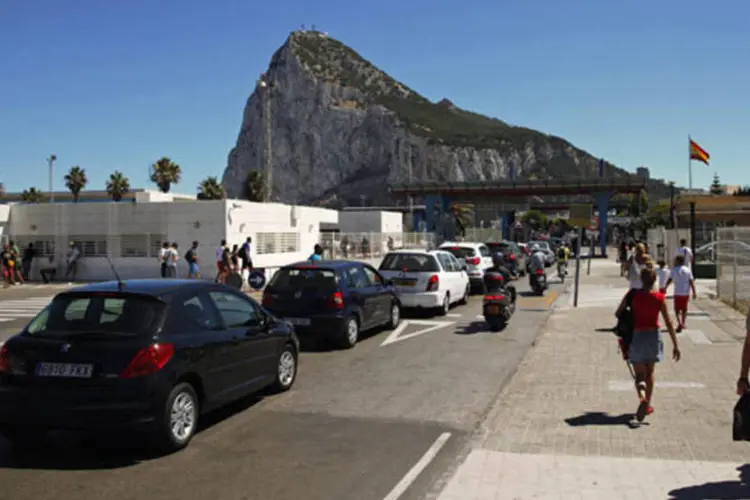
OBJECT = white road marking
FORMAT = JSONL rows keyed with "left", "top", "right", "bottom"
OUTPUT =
{"left": 445, "top": 313, "right": 462, "bottom": 318}
{"left": 382, "top": 432, "right": 451, "bottom": 500}
{"left": 685, "top": 329, "right": 712, "bottom": 345}
{"left": 608, "top": 380, "right": 705, "bottom": 391}
{"left": 381, "top": 320, "right": 455, "bottom": 347}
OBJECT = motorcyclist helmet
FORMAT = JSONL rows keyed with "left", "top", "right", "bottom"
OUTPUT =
{"left": 492, "top": 252, "right": 505, "bottom": 267}
{"left": 531, "top": 244, "right": 541, "bottom": 252}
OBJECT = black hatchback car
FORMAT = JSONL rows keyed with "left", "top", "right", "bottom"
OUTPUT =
{"left": 0, "top": 279, "right": 299, "bottom": 452}
{"left": 262, "top": 260, "right": 401, "bottom": 348}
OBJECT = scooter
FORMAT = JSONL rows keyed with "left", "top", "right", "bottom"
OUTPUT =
{"left": 483, "top": 286, "right": 516, "bottom": 331}
{"left": 529, "top": 269, "right": 548, "bottom": 296}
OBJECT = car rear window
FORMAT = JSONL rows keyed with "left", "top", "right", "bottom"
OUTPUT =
{"left": 380, "top": 253, "right": 439, "bottom": 272}
{"left": 269, "top": 267, "right": 338, "bottom": 289}
{"left": 25, "top": 293, "right": 165, "bottom": 337}
{"left": 486, "top": 243, "right": 512, "bottom": 253}
{"left": 442, "top": 246, "right": 476, "bottom": 258}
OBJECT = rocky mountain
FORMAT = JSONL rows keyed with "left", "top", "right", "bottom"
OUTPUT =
{"left": 222, "top": 31, "right": 673, "bottom": 207}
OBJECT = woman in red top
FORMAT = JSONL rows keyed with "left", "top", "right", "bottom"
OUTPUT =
{"left": 616, "top": 266, "right": 681, "bottom": 422}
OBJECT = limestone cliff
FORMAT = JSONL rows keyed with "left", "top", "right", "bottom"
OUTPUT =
{"left": 222, "top": 31, "right": 670, "bottom": 207}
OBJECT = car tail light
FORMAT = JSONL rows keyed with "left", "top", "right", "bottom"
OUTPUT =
{"left": 535, "top": 269, "right": 544, "bottom": 275}
{"left": 262, "top": 290, "right": 271, "bottom": 307}
{"left": 426, "top": 274, "right": 439, "bottom": 292}
{"left": 484, "top": 295, "right": 505, "bottom": 301}
{"left": 509, "top": 254, "right": 516, "bottom": 261}
{"left": 120, "top": 343, "right": 175, "bottom": 379}
{"left": 328, "top": 291, "right": 344, "bottom": 309}
{"left": 466, "top": 257, "right": 480, "bottom": 265}
{"left": 0, "top": 345, "right": 10, "bottom": 374}
{"left": 489, "top": 275, "right": 504, "bottom": 282}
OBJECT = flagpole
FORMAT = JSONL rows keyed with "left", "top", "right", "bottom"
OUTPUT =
{"left": 688, "top": 135, "right": 693, "bottom": 191}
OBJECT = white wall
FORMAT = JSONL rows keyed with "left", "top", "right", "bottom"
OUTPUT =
{"left": 0, "top": 204, "right": 10, "bottom": 244}
{"left": 339, "top": 210, "right": 403, "bottom": 233}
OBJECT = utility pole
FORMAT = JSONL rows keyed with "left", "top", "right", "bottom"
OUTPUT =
{"left": 257, "top": 75, "right": 273, "bottom": 202}
{"left": 47, "top": 154, "right": 57, "bottom": 202}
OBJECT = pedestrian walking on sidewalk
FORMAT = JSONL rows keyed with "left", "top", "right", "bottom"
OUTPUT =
{"left": 665, "top": 254, "right": 697, "bottom": 332}
{"left": 616, "top": 266, "right": 681, "bottom": 421}
{"left": 625, "top": 243, "right": 650, "bottom": 290}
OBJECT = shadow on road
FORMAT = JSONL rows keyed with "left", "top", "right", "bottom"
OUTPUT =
{"left": 668, "top": 464, "right": 750, "bottom": 499}
{"left": 455, "top": 321, "right": 491, "bottom": 335}
{"left": 564, "top": 411, "right": 643, "bottom": 429}
{"left": 0, "top": 394, "right": 264, "bottom": 471}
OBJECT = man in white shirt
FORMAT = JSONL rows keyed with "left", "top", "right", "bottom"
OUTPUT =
{"left": 665, "top": 254, "right": 697, "bottom": 332}
{"left": 675, "top": 238, "right": 693, "bottom": 267}
{"left": 158, "top": 241, "right": 169, "bottom": 278}
{"left": 165, "top": 242, "right": 179, "bottom": 278}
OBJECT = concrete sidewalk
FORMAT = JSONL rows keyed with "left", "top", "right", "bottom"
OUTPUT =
{"left": 432, "top": 257, "right": 750, "bottom": 499}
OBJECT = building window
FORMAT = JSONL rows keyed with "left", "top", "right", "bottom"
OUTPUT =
{"left": 256, "top": 232, "right": 301, "bottom": 255}
{"left": 120, "top": 234, "right": 149, "bottom": 257}
{"left": 11, "top": 237, "right": 55, "bottom": 257}
{"left": 73, "top": 236, "right": 108, "bottom": 257}
{"left": 149, "top": 234, "right": 167, "bottom": 258}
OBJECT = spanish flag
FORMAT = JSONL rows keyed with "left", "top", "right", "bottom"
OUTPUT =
{"left": 689, "top": 138, "right": 710, "bottom": 165}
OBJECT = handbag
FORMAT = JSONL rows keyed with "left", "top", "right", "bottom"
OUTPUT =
{"left": 733, "top": 392, "right": 750, "bottom": 441}
{"left": 615, "top": 290, "right": 636, "bottom": 355}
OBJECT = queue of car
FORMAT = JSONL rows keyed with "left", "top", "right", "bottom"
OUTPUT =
{"left": 0, "top": 240, "right": 530, "bottom": 454}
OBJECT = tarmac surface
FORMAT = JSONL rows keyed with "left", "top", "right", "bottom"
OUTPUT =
{"left": 0, "top": 268, "right": 565, "bottom": 500}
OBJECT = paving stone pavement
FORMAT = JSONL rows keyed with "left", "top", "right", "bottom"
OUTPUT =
{"left": 431, "top": 257, "right": 750, "bottom": 499}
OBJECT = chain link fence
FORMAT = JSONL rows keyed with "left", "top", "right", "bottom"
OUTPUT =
{"left": 319, "top": 232, "right": 436, "bottom": 260}
{"left": 716, "top": 227, "right": 750, "bottom": 314}
{"left": 458, "top": 228, "right": 504, "bottom": 243}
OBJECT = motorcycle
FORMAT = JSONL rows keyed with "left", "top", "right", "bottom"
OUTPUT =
{"left": 557, "top": 262, "right": 567, "bottom": 281}
{"left": 483, "top": 286, "right": 516, "bottom": 331}
{"left": 529, "top": 269, "right": 548, "bottom": 296}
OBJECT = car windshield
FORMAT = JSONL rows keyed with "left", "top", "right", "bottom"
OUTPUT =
{"left": 25, "top": 293, "right": 165, "bottom": 338}
{"left": 380, "top": 253, "right": 439, "bottom": 272}
{"left": 270, "top": 267, "right": 338, "bottom": 289}
{"left": 442, "top": 246, "right": 476, "bottom": 258}
{"left": 486, "top": 242, "right": 515, "bottom": 254}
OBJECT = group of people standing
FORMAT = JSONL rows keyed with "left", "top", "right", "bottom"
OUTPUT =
{"left": 156, "top": 237, "right": 255, "bottom": 283}
{"left": 616, "top": 238, "right": 696, "bottom": 422}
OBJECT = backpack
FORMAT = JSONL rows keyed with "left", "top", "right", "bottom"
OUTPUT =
{"left": 733, "top": 392, "right": 750, "bottom": 441}
{"left": 238, "top": 245, "right": 248, "bottom": 261}
{"left": 184, "top": 249, "right": 195, "bottom": 263}
{"left": 615, "top": 290, "right": 636, "bottom": 354}
{"left": 557, "top": 247, "right": 566, "bottom": 259}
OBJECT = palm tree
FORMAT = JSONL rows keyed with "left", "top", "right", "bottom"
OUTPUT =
{"left": 150, "top": 157, "right": 181, "bottom": 193}
{"left": 246, "top": 171, "right": 266, "bottom": 202}
{"left": 197, "top": 176, "right": 226, "bottom": 200}
{"left": 64, "top": 166, "right": 88, "bottom": 202}
{"left": 106, "top": 171, "right": 131, "bottom": 201}
{"left": 21, "top": 187, "right": 46, "bottom": 203}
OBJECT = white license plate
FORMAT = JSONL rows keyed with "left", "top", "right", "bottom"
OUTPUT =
{"left": 286, "top": 317, "right": 311, "bottom": 327}
{"left": 36, "top": 362, "right": 94, "bottom": 378}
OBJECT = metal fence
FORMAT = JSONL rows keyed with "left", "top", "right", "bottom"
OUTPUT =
{"left": 458, "top": 228, "right": 504, "bottom": 243}
{"left": 646, "top": 226, "right": 715, "bottom": 264}
{"left": 716, "top": 227, "right": 750, "bottom": 313}
{"left": 319, "top": 232, "right": 436, "bottom": 260}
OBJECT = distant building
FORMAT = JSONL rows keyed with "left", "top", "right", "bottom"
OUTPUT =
{"left": 724, "top": 184, "right": 741, "bottom": 195}
{"left": 636, "top": 166, "right": 650, "bottom": 179}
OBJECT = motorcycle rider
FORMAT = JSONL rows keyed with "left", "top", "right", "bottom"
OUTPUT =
{"left": 484, "top": 252, "right": 516, "bottom": 302}
{"left": 528, "top": 244, "right": 548, "bottom": 291}
{"left": 556, "top": 242, "right": 571, "bottom": 276}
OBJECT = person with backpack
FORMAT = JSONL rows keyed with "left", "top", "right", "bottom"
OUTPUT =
{"left": 185, "top": 241, "right": 200, "bottom": 279}
{"left": 555, "top": 243, "right": 570, "bottom": 276}
{"left": 615, "top": 265, "right": 681, "bottom": 422}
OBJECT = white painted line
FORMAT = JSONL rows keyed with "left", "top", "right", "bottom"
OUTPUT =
{"left": 382, "top": 432, "right": 451, "bottom": 500}
{"left": 381, "top": 320, "right": 455, "bottom": 347}
{"left": 608, "top": 380, "right": 705, "bottom": 391}
{"left": 686, "top": 329, "right": 712, "bottom": 345}
{"left": 0, "top": 318, "right": 16, "bottom": 323}
{"left": 445, "top": 313, "right": 462, "bottom": 318}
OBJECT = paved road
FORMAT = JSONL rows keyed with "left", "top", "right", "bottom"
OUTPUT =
{"left": 0, "top": 275, "right": 566, "bottom": 500}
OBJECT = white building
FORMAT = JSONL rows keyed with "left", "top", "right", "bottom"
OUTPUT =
{"left": 2, "top": 190, "right": 338, "bottom": 282}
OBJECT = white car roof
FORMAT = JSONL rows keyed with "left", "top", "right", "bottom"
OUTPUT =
{"left": 440, "top": 242, "right": 485, "bottom": 248}
{"left": 385, "top": 249, "right": 449, "bottom": 256}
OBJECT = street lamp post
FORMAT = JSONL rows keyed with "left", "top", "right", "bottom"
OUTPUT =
{"left": 257, "top": 75, "right": 273, "bottom": 202}
{"left": 47, "top": 154, "right": 57, "bottom": 202}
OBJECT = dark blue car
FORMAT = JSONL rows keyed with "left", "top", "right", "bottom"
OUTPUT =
{"left": 262, "top": 261, "right": 401, "bottom": 348}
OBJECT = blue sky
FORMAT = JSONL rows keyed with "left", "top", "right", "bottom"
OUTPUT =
{"left": 2, "top": 0, "right": 749, "bottom": 195}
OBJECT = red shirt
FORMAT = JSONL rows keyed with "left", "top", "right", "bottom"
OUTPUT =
{"left": 632, "top": 290, "right": 665, "bottom": 330}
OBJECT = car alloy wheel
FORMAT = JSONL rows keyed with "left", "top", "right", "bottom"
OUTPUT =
{"left": 170, "top": 391, "right": 197, "bottom": 444}
{"left": 390, "top": 303, "right": 400, "bottom": 327}
{"left": 441, "top": 295, "right": 450, "bottom": 315}
{"left": 277, "top": 349, "right": 296, "bottom": 389}
{"left": 346, "top": 317, "right": 359, "bottom": 346}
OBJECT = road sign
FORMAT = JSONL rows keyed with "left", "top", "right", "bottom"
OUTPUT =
{"left": 248, "top": 270, "right": 266, "bottom": 290}
{"left": 569, "top": 204, "right": 593, "bottom": 228}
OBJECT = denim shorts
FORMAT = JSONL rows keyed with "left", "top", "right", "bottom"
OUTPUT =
{"left": 629, "top": 329, "right": 664, "bottom": 364}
